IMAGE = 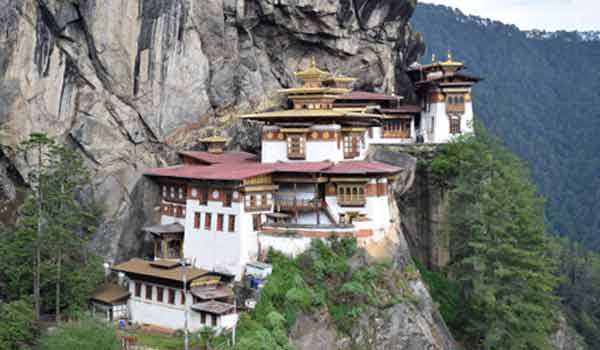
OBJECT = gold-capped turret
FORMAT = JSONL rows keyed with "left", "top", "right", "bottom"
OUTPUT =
{"left": 294, "top": 56, "right": 332, "bottom": 87}
{"left": 200, "top": 134, "right": 229, "bottom": 154}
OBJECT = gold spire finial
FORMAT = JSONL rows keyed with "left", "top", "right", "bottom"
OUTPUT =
{"left": 431, "top": 53, "right": 436, "bottom": 62}
{"left": 447, "top": 49, "right": 453, "bottom": 62}
{"left": 310, "top": 56, "right": 317, "bottom": 68}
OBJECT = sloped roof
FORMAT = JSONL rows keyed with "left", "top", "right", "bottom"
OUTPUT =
{"left": 336, "top": 91, "right": 401, "bottom": 101}
{"left": 112, "top": 258, "right": 210, "bottom": 283}
{"left": 323, "top": 161, "right": 402, "bottom": 175}
{"left": 191, "top": 301, "right": 235, "bottom": 315}
{"left": 142, "top": 223, "right": 184, "bottom": 235}
{"left": 90, "top": 283, "right": 130, "bottom": 305}
{"left": 145, "top": 162, "right": 275, "bottom": 181}
{"left": 179, "top": 151, "right": 258, "bottom": 165}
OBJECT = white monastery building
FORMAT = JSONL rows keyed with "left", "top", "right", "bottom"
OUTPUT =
{"left": 108, "top": 54, "right": 480, "bottom": 331}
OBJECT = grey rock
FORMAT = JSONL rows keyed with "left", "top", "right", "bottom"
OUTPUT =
{"left": 0, "top": 0, "right": 423, "bottom": 268}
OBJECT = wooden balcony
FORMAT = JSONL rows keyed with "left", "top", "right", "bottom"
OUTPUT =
{"left": 337, "top": 196, "right": 365, "bottom": 207}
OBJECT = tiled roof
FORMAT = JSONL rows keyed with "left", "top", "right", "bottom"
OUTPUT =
{"left": 273, "top": 161, "right": 332, "bottom": 173}
{"left": 241, "top": 109, "right": 383, "bottom": 120}
{"left": 142, "top": 223, "right": 184, "bottom": 235}
{"left": 416, "top": 72, "right": 482, "bottom": 85}
{"left": 90, "top": 283, "right": 130, "bottom": 305}
{"left": 145, "top": 162, "right": 275, "bottom": 181}
{"left": 179, "top": 151, "right": 258, "bottom": 165}
{"left": 191, "top": 300, "right": 235, "bottom": 315}
{"left": 111, "top": 258, "right": 210, "bottom": 283}
{"left": 323, "top": 161, "right": 402, "bottom": 175}
{"left": 336, "top": 91, "right": 401, "bottom": 101}
{"left": 146, "top": 160, "right": 402, "bottom": 181}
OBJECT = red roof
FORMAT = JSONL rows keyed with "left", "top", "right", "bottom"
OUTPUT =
{"left": 323, "top": 161, "right": 401, "bottom": 175}
{"left": 145, "top": 162, "right": 275, "bottom": 181}
{"left": 336, "top": 91, "right": 401, "bottom": 101}
{"left": 274, "top": 161, "right": 332, "bottom": 173}
{"left": 179, "top": 151, "right": 258, "bottom": 165}
{"left": 145, "top": 160, "right": 401, "bottom": 181}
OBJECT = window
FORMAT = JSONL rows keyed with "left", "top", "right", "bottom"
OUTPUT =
{"left": 287, "top": 134, "right": 305, "bottom": 159}
{"left": 228, "top": 215, "right": 236, "bottom": 232}
{"left": 261, "top": 194, "right": 268, "bottom": 208}
{"left": 343, "top": 134, "right": 360, "bottom": 158}
{"left": 204, "top": 213, "right": 212, "bottom": 230}
{"left": 178, "top": 187, "right": 184, "bottom": 200}
{"left": 201, "top": 312, "right": 206, "bottom": 324}
{"left": 217, "top": 214, "right": 224, "bottom": 232}
{"left": 337, "top": 185, "right": 365, "bottom": 206}
{"left": 200, "top": 189, "right": 208, "bottom": 205}
{"left": 250, "top": 195, "right": 257, "bottom": 208}
{"left": 135, "top": 282, "right": 141, "bottom": 297}
{"left": 223, "top": 191, "right": 232, "bottom": 207}
{"left": 162, "top": 186, "right": 167, "bottom": 197}
{"left": 168, "top": 289, "right": 175, "bottom": 304}
{"left": 175, "top": 206, "right": 183, "bottom": 218}
{"left": 449, "top": 116, "right": 461, "bottom": 134}
{"left": 211, "top": 314, "right": 217, "bottom": 327}
{"left": 253, "top": 215, "right": 261, "bottom": 231}
{"left": 181, "top": 291, "right": 186, "bottom": 305}
{"left": 145, "top": 285, "right": 153, "bottom": 300}
{"left": 194, "top": 212, "right": 201, "bottom": 229}
{"left": 157, "top": 287, "right": 164, "bottom": 302}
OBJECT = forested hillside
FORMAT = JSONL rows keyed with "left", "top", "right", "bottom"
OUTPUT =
{"left": 411, "top": 3, "right": 600, "bottom": 250}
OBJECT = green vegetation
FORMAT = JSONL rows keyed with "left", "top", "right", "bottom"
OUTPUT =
{"left": 230, "top": 236, "right": 413, "bottom": 349}
{"left": 0, "top": 133, "right": 103, "bottom": 348}
{"left": 429, "top": 128, "right": 559, "bottom": 349}
{"left": 0, "top": 299, "right": 35, "bottom": 350}
{"left": 414, "top": 260, "right": 460, "bottom": 329}
{"left": 412, "top": 3, "right": 600, "bottom": 252}
{"left": 38, "top": 316, "right": 120, "bottom": 350}
{"left": 555, "top": 238, "right": 600, "bottom": 349}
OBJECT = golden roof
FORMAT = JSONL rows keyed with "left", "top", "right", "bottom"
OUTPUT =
{"left": 241, "top": 108, "right": 383, "bottom": 120}
{"left": 332, "top": 75, "right": 357, "bottom": 83}
{"left": 294, "top": 56, "right": 331, "bottom": 80}
{"left": 438, "top": 50, "right": 463, "bottom": 67}
{"left": 200, "top": 135, "right": 229, "bottom": 143}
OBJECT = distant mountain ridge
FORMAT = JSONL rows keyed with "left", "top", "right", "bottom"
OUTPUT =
{"left": 411, "top": 3, "right": 600, "bottom": 250}
{"left": 526, "top": 30, "right": 600, "bottom": 43}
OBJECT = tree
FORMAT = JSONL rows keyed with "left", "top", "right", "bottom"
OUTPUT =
{"left": 433, "top": 128, "right": 559, "bottom": 349}
{"left": 44, "top": 143, "right": 99, "bottom": 322}
{"left": 1, "top": 133, "right": 103, "bottom": 321}
{"left": 19, "top": 133, "right": 54, "bottom": 321}
{"left": 0, "top": 299, "right": 35, "bottom": 350}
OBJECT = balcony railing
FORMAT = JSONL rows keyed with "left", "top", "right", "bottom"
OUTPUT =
{"left": 337, "top": 196, "right": 365, "bottom": 207}
{"left": 275, "top": 197, "right": 322, "bottom": 211}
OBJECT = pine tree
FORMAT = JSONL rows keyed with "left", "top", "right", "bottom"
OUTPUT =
{"left": 434, "top": 127, "right": 559, "bottom": 349}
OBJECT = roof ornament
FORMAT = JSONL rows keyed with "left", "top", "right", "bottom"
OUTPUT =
{"left": 431, "top": 53, "right": 436, "bottom": 62}
{"left": 447, "top": 49, "right": 453, "bottom": 62}
{"left": 310, "top": 55, "right": 317, "bottom": 68}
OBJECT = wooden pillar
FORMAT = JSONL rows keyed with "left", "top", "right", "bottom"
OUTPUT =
{"left": 162, "top": 240, "right": 168, "bottom": 259}
{"left": 315, "top": 183, "right": 320, "bottom": 225}
{"left": 293, "top": 182, "right": 298, "bottom": 224}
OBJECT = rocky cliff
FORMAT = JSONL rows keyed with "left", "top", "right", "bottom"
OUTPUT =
{"left": 0, "top": 0, "right": 424, "bottom": 261}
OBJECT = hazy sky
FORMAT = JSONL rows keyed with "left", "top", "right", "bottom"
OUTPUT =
{"left": 420, "top": 0, "right": 600, "bottom": 31}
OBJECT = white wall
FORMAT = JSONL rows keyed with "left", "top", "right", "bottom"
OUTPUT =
{"left": 258, "top": 235, "right": 315, "bottom": 257}
{"left": 306, "top": 140, "right": 343, "bottom": 162}
{"left": 128, "top": 281, "right": 196, "bottom": 331}
{"left": 262, "top": 140, "right": 287, "bottom": 163}
{"left": 183, "top": 198, "right": 257, "bottom": 279}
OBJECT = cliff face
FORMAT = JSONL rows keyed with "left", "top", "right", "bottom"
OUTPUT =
{"left": 0, "top": 0, "right": 424, "bottom": 261}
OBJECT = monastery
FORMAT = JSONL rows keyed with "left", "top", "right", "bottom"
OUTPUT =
{"left": 99, "top": 54, "right": 480, "bottom": 332}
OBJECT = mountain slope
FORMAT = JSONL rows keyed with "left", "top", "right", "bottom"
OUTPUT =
{"left": 411, "top": 3, "right": 600, "bottom": 249}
